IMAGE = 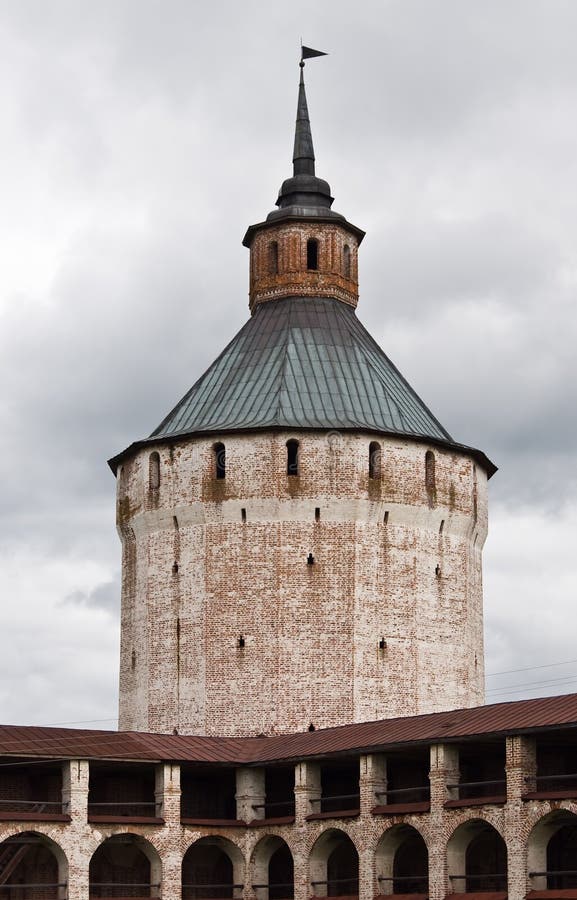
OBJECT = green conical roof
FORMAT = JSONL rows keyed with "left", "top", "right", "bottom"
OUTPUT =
{"left": 109, "top": 297, "right": 495, "bottom": 475}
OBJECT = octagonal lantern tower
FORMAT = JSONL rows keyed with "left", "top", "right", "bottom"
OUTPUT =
{"left": 109, "top": 62, "right": 496, "bottom": 737}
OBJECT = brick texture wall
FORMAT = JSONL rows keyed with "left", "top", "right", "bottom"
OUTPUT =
{"left": 116, "top": 431, "right": 487, "bottom": 737}
{"left": 248, "top": 221, "right": 360, "bottom": 311}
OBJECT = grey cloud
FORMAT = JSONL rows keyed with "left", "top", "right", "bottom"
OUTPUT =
{"left": 1, "top": 0, "right": 577, "bottom": 724}
{"left": 64, "top": 579, "right": 120, "bottom": 615}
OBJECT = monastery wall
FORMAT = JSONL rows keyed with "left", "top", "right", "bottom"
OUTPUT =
{"left": 117, "top": 431, "right": 487, "bottom": 736}
{"left": 0, "top": 736, "right": 574, "bottom": 900}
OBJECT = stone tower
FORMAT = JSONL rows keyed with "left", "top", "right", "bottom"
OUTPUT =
{"left": 110, "top": 63, "right": 496, "bottom": 737}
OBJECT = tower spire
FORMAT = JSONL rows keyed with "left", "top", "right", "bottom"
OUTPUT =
{"left": 293, "top": 63, "right": 315, "bottom": 177}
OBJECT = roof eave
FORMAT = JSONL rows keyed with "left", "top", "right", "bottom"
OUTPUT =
{"left": 242, "top": 214, "right": 366, "bottom": 248}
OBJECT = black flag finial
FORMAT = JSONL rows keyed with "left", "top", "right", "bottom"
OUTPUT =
{"left": 301, "top": 45, "right": 328, "bottom": 66}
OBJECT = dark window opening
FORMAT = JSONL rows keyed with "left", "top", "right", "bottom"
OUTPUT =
{"left": 214, "top": 442, "right": 226, "bottom": 480}
{"left": 149, "top": 451, "right": 160, "bottom": 490}
{"left": 182, "top": 840, "right": 235, "bottom": 900}
{"left": 88, "top": 762, "right": 157, "bottom": 821}
{"left": 343, "top": 244, "right": 351, "bottom": 278}
{"left": 0, "top": 764, "right": 64, "bottom": 819}
{"left": 307, "top": 238, "right": 318, "bottom": 270}
{"left": 457, "top": 741, "right": 506, "bottom": 800}
{"left": 465, "top": 827, "right": 507, "bottom": 892}
{"left": 181, "top": 767, "right": 237, "bottom": 820}
{"left": 286, "top": 440, "right": 299, "bottom": 476}
{"left": 327, "top": 838, "right": 359, "bottom": 897}
{"left": 269, "top": 241, "right": 279, "bottom": 275}
{"left": 425, "top": 450, "right": 436, "bottom": 502}
{"left": 264, "top": 767, "right": 295, "bottom": 818}
{"left": 317, "top": 761, "right": 360, "bottom": 815}
{"left": 0, "top": 834, "right": 60, "bottom": 894}
{"left": 315, "top": 507, "right": 320, "bottom": 521}
{"left": 269, "top": 843, "right": 294, "bottom": 900}
{"left": 369, "top": 442, "right": 382, "bottom": 480}
{"left": 393, "top": 830, "right": 428, "bottom": 894}
{"left": 385, "top": 751, "right": 431, "bottom": 806}
{"left": 547, "top": 823, "right": 577, "bottom": 888}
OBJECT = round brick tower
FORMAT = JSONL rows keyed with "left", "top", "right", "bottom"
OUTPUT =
{"left": 109, "top": 63, "right": 496, "bottom": 737}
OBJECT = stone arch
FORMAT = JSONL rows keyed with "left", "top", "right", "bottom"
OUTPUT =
{"left": 251, "top": 835, "right": 294, "bottom": 900}
{"left": 89, "top": 832, "right": 161, "bottom": 896}
{"left": 182, "top": 835, "right": 245, "bottom": 900}
{"left": 446, "top": 819, "right": 507, "bottom": 894}
{"left": 0, "top": 831, "right": 68, "bottom": 899}
{"left": 375, "top": 824, "right": 428, "bottom": 896}
{"left": 527, "top": 809, "right": 577, "bottom": 891}
{"left": 309, "top": 828, "right": 359, "bottom": 897}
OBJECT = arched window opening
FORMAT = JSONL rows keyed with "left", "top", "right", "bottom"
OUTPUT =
{"left": 425, "top": 450, "right": 436, "bottom": 503}
{"left": 90, "top": 834, "right": 158, "bottom": 897}
{"left": 465, "top": 827, "right": 507, "bottom": 892}
{"left": 343, "top": 244, "right": 351, "bottom": 278}
{"left": 393, "top": 832, "right": 428, "bottom": 895}
{"left": 214, "top": 442, "right": 226, "bottom": 480}
{"left": 307, "top": 238, "right": 319, "bottom": 271}
{"left": 547, "top": 823, "right": 577, "bottom": 889}
{"left": 0, "top": 832, "right": 65, "bottom": 897}
{"left": 149, "top": 451, "right": 160, "bottom": 490}
{"left": 268, "top": 241, "right": 279, "bottom": 275}
{"left": 183, "top": 838, "right": 241, "bottom": 900}
{"left": 369, "top": 442, "right": 382, "bottom": 480}
{"left": 286, "top": 440, "right": 299, "bottom": 477}
{"left": 269, "top": 844, "right": 294, "bottom": 900}
{"left": 327, "top": 839, "right": 358, "bottom": 897}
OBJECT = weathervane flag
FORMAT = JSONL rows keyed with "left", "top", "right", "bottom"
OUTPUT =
{"left": 301, "top": 45, "right": 328, "bottom": 61}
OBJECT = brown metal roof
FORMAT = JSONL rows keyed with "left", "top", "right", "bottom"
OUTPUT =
{"left": 1, "top": 694, "right": 577, "bottom": 765}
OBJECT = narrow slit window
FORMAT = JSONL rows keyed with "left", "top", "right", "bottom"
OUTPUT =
{"left": 306, "top": 238, "right": 318, "bottom": 270}
{"left": 315, "top": 507, "right": 320, "bottom": 522}
{"left": 214, "top": 442, "right": 226, "bottom": 480}
{"left": 343, "top": 244, "right": 351, "bottom": 278}
{"left": 425, "top": 450, "right": 436, "bottom": 499}
{"left": 369, "top": 441, "right": 382, "bottom": 480}
{"left": 286, "top": 439, "right": 299, "bottom": 476}
{"left": 149, "top": 451, "right": 160, "bottom": 490}
{"left": 268, "top": 240, "right": 279, "bottom": 275}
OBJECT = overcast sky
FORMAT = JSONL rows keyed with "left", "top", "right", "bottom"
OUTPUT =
{"left": 1, "top": 0, "right": 577, "bottom": 730}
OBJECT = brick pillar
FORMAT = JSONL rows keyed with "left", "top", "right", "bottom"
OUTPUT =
{"left": 65, "top": 854, "right": 89, "bottom": 900}
{"left": 295, "top": 761, "right": 320, "bottom": 823}
{"left": 359, "top": 753, "right": 387, "bottom": 815}
{"left": 429, "top": 743, "right": 459, "bottom": 808}
{"left": 358, "top": 845, "right": 373, "bottom": 900}
{"left": 160, "top": 852, "right": 182, "bottom": 900}
{"left": 428, "top": 744, "right": 459, "bottom": 900}
{"left": 505, "top": 736, "right": 535, "bottom": 900}
{"left": 359, "top": 755, "right": 385, "bottom": 900}
{"left": 156, "top": 762, "right": 181, "bottom": 825}
{"left": 236, "top": 767, "right": 265, "bottom": 822}
{"left": 62, "top": 759, "right": 88, "bottom": 823}
{"left": 506, "top": 734, "right": 536, "bottom": 801}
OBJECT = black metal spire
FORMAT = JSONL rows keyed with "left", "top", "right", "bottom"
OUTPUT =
{"left": 242, "top": 51, "right": 365, "bottom": 243}
{"left": 293, "top": 62, "right": 315, "bottom": 177}
{"left": 266, "top": 58, "right": 337, "bottom": 221}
